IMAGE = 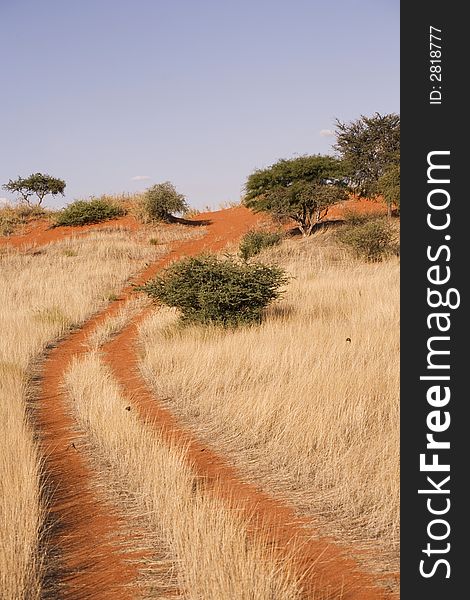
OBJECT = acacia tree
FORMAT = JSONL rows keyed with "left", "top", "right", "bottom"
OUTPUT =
{"left": 2, "top": 173, "right": 66, "bottom": 206}
{"left": 243, "top": 155, "right": 348, "bottom": 236}
{"left": 334, "top": 113, "right": 400, "bottom": 214}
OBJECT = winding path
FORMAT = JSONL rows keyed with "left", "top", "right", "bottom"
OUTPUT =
{"left": 33, "top": 208, "right": 261, "bottom": 598}
{"left": 103, "top": 313, "right": 395, "bottom": 600}
{"left": 32, "top": 206, "right": 394, "bottom": 599}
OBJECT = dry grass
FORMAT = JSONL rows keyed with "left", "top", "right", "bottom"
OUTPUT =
{"left": 86, "top": 297, "right": 150, "bottom": 350}
{"left": 0, "top": 369, "right": 42, "bottom": 599}
{"left": 0, "top": 227, "right": 194, "bottom": 599}
{"left": 64, "top": 352, "right": 302, "bottom": 599}
{"left": 138, "top": 231, "right": 400, "bottom": 574}
{"left": 1, "top": 210, "right": 398, "bottom": 596}
{"left": 0, "top": 231, "right": 166, "bottom": 367}
{"left": 0, "top": 203, "right": 49, "bottom": 236}
{"left": 138, "top": 222, "right": 207, "bottom": 246}
{"left": 91, "top": 191, "right": 142, "bottom": 209}
{"left": 218, "top": 200, "right": 242, "bottom": 210}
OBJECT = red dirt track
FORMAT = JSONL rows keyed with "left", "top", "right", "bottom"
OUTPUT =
{"left": 32, "top": 207, "right": 262, "bottom": 598}
{"left": 26, "top": 203, "right": 395, "bottom": 599}
{"left": 101, "top": 204, "right": 395, "bottom": 600}
{"left": 103, "top": 316, "right": 393, "bottom": 600}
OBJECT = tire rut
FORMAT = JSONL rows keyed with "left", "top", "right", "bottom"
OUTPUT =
{"left": 32, "top": 208, "right": 261, "bottom": 598}
{"left": 32, "top": 207, "right": 394, "bottom": 599}
{"left": 102, "top": 312, "right": 396, "bottom": 600}
{"left": 99, "top": 212, "right": 395, "bottom": 600}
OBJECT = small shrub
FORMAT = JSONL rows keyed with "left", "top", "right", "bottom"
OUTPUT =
{"left": 337, "top": 218, "right": 395, "bottom": 261}
{"left": 54, "top": 198, "right": 125, "bottom": 227}
{"left": 239, "top": 230, "right": 283, "bottom": 261}
{"left": 148, "top": 237, "right": 159, "bottom": 245}
{"left": 136, "top": 182, "right": 188, "bottom": 223}
{"left": 139, "top": 254, "right": 288, "bottom": 327}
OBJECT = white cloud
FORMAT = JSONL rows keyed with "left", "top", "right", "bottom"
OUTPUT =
{"left": 319, "top": 129, "right": 334, "bottom": 137}
{"left": 131, "top": 175, "right": 151, "bottom": 181}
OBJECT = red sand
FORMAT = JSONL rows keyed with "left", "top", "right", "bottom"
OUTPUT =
{"left": 0, "top": 197, "right": 388, "bottom": 250}
{"left": 0, "top": 215, "right": 139, "bottom": 249}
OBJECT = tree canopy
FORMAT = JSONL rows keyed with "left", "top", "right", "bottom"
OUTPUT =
{"left": 243, "top": 155, "right": 348, "bottom": 236}
{"left": 334, "top": 112, "right": 400, "bottom": 201}
{"left": 244, "top": 154, "right": 347, "bottom": 200}
{"left": 2, "top": 173, "right": 66, "bottom": 206}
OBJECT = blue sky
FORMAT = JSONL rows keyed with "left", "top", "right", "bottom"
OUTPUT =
{"left": 0, "top": 0, "right": 399, "bottom": 209}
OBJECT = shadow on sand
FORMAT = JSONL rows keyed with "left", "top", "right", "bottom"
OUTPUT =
{"left": 169, "top": 215, "right": 212, "bottom": 227}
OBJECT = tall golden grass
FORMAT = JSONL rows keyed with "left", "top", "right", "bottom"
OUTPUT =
{"left": 0, "top": 369, "right": 42, "bottom": 599}
{"left": 64, "top": 352, "right": 301, "bottom": 599}
{"left": 138, "top": 231, "right": 400, "bottom": 574}
{"left": 1, "top": 215, "right": 399, "bottom": 596}
{"left": 0, "top": 229, "right": 183, "bottom": 599}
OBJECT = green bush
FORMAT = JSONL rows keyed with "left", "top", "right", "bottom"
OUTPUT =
{"left": 139, "top": 254, "right": 288, "bottom": 327}
{"left": 54, "top": 198, "right": 125, "bottom": 226}
{"left": 137, "top": 181, "right": 188, "bottom": 222}
{"left": 337, "top": 218, "right": 396, "bottom": 261}
{"left": 239, "top": 230, "right": 283, "bottom": 261}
